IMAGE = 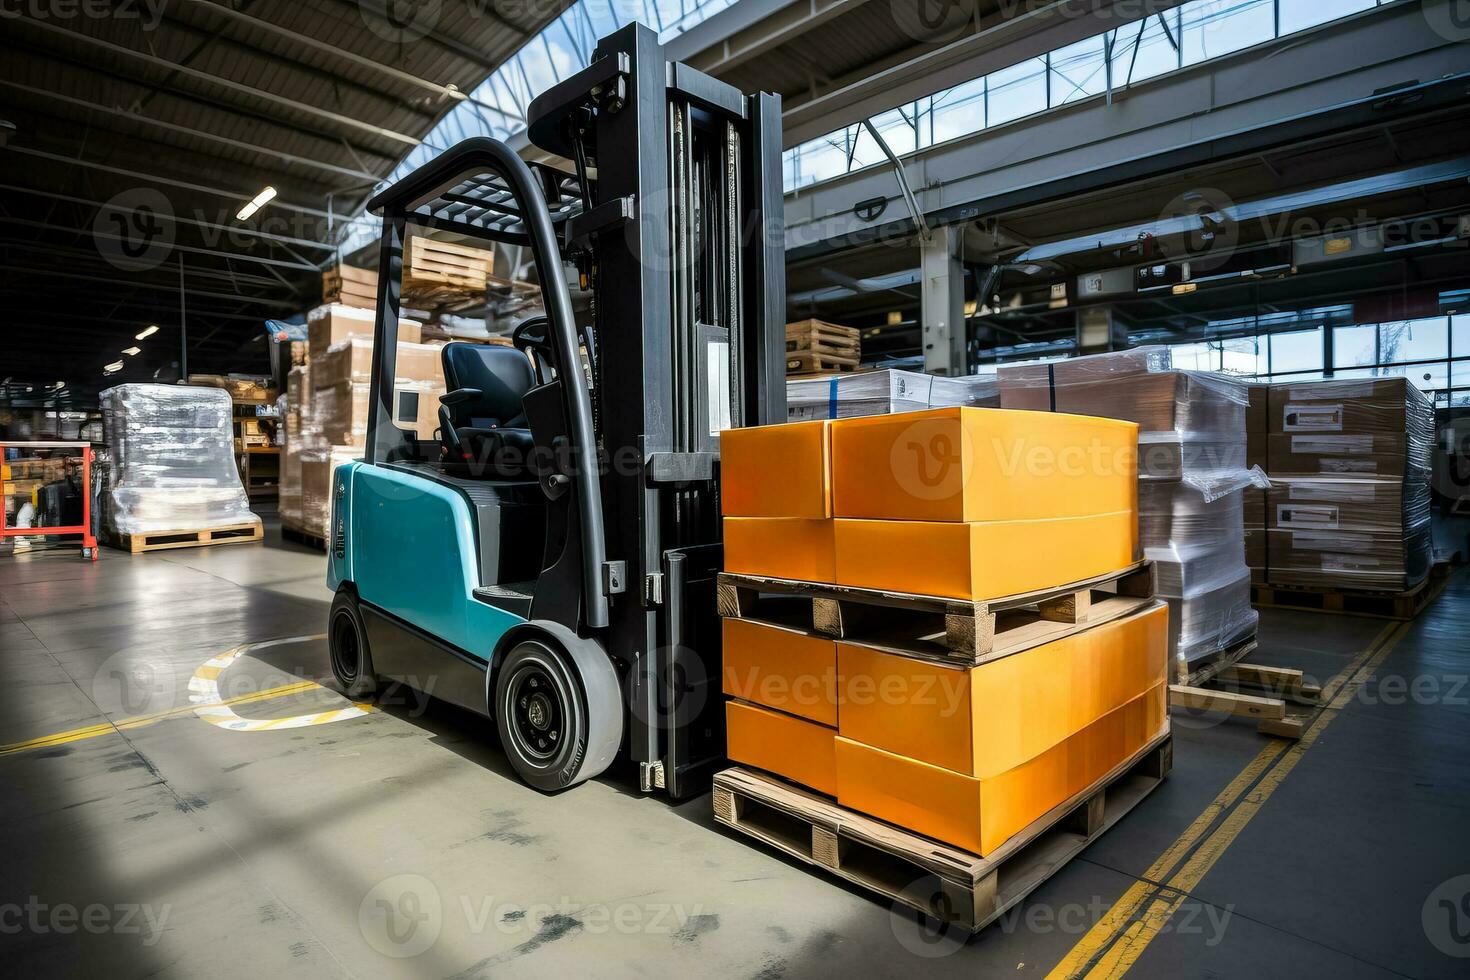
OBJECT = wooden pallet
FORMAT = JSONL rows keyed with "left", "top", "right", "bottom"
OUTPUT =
{"left": 1251, "top": 561, "right": 1449, "bottom": 620}
{"left": 713, "top": 731, "right": 1172, "bottom": 933}
{"left": 406, "top": 237, "right": 492, "bottom": 290}
{"left": 717, "top": 562, "right": 1155, "bottom": 666}
{"left": 116, "top": 521, "right": 263, "bottom": 554}
{"left": 1168, "top": 635, "right": 1319, "bottom": 738}
{"left": 281, "top": 520, "right": 326, "bottom": 552}
{"left": 786, "top": 319, "right": 860, "bottom": 360}
{"left": 786, "top": 352, "right": 857, "bottom": 375}
{"left": 322, "top": 264, "right": 378, "bottom": 307}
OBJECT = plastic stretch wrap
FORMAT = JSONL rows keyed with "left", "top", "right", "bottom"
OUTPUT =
{"left": 1264, "top": 376, "right": 1434, "bottom": 592}
{"left": 787, "top": 369, "right": 998, "bottom": 420}
{"left": 995, "top": 347, "right": 1262, "bottom": 666}
{"left": 300, "top": 445, "right": 358, "bottom": 538}
{"left": 100, "top": 384, "right": 258, "bottom": 536}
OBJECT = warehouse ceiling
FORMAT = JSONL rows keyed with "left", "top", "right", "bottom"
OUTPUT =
{"left": 0, "top": 0, "right": 573, "bottom": 406}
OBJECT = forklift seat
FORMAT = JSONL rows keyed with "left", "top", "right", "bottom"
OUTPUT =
{"left": 438, "top": 342, "right": 537, "bottom": 478}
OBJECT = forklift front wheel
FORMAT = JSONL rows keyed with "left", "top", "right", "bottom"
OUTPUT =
{"left": 494, "top": 636, "right": 620, "bottom": 792}
{"left": 329, "top": 589, "right": 379, "bottom": 699}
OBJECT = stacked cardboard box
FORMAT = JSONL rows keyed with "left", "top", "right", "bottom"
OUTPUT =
{"left": 996, "top": 348, "right": 1264, "bottom": 671}
{"left": 1266, "top": 377, "right": 1433, "bottom": 592}
{"left": 720, "top": 409, "right": 1166, "bottom": 857}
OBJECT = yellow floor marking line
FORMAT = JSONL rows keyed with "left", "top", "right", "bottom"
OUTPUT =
{"left": 189, "top": 634, "right": 372, "bottom": 732}
{"left": 0, "top": 680, "right": 321, "bottom": 757}
{"left": 1046, "top": 621, "right": 1403, "bottom": 979}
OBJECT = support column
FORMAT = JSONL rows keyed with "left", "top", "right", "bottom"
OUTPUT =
{"left": 921, "top": 226, "right": 965, "bottom": 376}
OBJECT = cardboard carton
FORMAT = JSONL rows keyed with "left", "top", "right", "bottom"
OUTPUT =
{"left": 829, "top": 407, "right": 1137, "bottom": 522}
{"left": 726, "top": 700, "right": 837, "bottom": 795}
{"left": 836, "top": 602, "right": 1166, "bottom": 777}
{"left": 723, "top": 517, "right": 836, "bottom": 582}
{"left": 720, "top": 419, "right": 831, "bottom": 518}
{"left": 833, "top": 512, "right": 1136, "bottom": 600}
{"left": 307, "top": 304, "right": 421, "bottom": 361}
{"left": 722, "top": 619, "right": 838, "bottom": 726}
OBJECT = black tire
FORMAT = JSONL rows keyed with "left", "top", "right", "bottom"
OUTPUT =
{"left": 493, "top": 634, "right": 622, "bottom": 792}
{"left": 328, "top": 589, "right": 378, "bottom": 698}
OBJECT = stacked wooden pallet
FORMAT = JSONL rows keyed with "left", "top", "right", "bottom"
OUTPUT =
{"left": 786, "top": 319, "right": 860, "bottom": 376}
{"left": 715, "top": 408, "right": 1171, "bottom": 932}
{"left": 406, "top": 238, "right": 492, "bottom": 292}
{"left": 322, "top": 263, "right": 378, "bottom": 308}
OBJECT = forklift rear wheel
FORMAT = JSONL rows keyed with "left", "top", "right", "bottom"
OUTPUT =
{"left": 329, "top": 589, "right": 378, "bottom": 698}
{"left": 495, "top": 637, "right": 619, "bottom": 792}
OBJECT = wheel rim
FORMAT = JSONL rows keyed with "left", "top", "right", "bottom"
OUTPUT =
{"left": 330, "top": 610, "right": 360, "bottom": 684}
{"left": 506, "top": 663, "right": 565, "bottom": 762}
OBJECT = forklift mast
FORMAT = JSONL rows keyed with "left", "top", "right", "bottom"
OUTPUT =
{"left": 526, "top": 23, "right": 786, "bottom": 794}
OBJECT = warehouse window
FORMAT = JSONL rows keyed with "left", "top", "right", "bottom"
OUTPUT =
{"left": 783, "top": 0, "right": 1402, "bottom": 194}
{"left": 1270, "top": 328, "right": 1324, "bottom": 375}
{"left": 1332, "top": 324, "right": 1377, "bottom": 368}
{"left": 1379, "top": 317, "right": 1450, "bottom": 364}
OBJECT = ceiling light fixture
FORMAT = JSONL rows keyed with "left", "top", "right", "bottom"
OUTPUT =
{"left": 103, "top": 360, "right": 124, "bottom": 373}
{"left": 236, "top": 185, "right": 278, "bottom": 221}
{"left": 122, "top": 346, "right": 141, "bottom": 356}
{"left": 136, "top": 325, "right": 159, "bottom": 340}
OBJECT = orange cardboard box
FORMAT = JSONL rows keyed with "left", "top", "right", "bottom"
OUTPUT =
{"left": 837, "top": 602, "right": 1166, "bottom": 776}
{"left": 830, "top": 407, "right": 1138, "bottom": 522}
{"left": 723, "top": 517, "right": 836, "bottom": 583}
{"left": 721, "top": 420, "right": 831, "bottom": 518}
{"left": 835, "top": 684, "right": 1167, "bottom": 855}
{"left": 834, "top": 511, "right": 1135, "bottom": 600}
{"left": 723, "top": 619, "right": 838, "bottom": 726}
{"left": 726, "top": 700, "right": 838, "bottom": 795}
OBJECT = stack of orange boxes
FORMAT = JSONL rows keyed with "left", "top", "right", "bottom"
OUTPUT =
{"left": 720, "top": 407, "right": 1170, "bottom": 856}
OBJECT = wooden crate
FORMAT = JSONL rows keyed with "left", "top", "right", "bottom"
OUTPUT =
{"left": 1250, "top": 561, "right": 1449, "bottom": 620}
{"left": 717, "top": 561, "right": 1155, "bottom": 666}
{"left": 406, "top": 238, "right": 493, "bottom": 290}
{"left": 116, "top": 521, "right": 263, "bottom": 554}
{"left": 713, "top": 732, "right": 1172, "bottom": 933}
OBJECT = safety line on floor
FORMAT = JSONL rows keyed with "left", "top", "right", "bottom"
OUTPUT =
{"left": 1045, "top": 620, "right": 1407, "bottom": 979}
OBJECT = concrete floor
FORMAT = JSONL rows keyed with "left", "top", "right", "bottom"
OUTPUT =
{"left": 2, "top": 518, "right": 1468, "bottom": 979}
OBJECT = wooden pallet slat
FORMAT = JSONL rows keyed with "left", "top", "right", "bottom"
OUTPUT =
{"left": 117, "top": 521, "right": 263, "bottom": 554}
{"left": 1169, "top": 635, "right": 1315, "bottom": 737}
{"left": 1250, "top": 561, "right": 1449, "bottom": 620}
{"left": 713, "top": 732, "right": 1172, "bottom": 933}
{"left": 717, "top": 561, "right": 1155, "bottom": 666}
{"left": 786, "top": 351, "right": 858, "bottom": 375}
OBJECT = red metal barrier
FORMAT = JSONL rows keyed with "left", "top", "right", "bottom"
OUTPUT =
{"left": 0, "top": 441, "right": 99, "bottom": 561}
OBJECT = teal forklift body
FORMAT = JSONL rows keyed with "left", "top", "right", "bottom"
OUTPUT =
{"left": 327, "top": 460, "right": 526, "bottom": 668}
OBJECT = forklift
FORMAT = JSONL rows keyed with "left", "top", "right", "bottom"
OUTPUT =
{"left": 325, "top": 24, "right": 785, "bottom": 798}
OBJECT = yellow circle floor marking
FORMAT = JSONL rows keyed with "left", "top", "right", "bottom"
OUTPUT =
{"left": 189, "top": 634, "right": 374, "bottom": 732}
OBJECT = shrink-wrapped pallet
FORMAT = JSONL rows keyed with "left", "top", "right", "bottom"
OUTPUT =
{"left": 99, "top": 384, "right": 259, "bottom": 536}
{"left": 997, "top": 348, "right": 1266, "bottom": 669}
{"left": 787, "top": 368, "right": 998, "bottom": 420}
{"left": 1265, "top": 377, "right": 1433, "bottom": 591}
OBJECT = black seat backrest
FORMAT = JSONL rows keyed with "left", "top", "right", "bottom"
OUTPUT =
{"left": 441, "top": 342, "right": 535, "bottom": 428}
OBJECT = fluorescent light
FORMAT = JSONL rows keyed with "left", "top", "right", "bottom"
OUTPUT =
{"left": 236, "top": 185, "right": 277, "bottom": 221}
{"left": 103, "top": 360, "right": 124, "bottom": 373}
{"left": 136, "top": 325, "right": 159, "bottom": 339}
{"left": 122, "top": 346, "right": 141, "bottom": 356}
{"left": 53, "top": 381, "right": 65, "bottom": 389}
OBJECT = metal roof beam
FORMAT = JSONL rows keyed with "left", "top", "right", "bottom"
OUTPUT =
{"left": 0, "top": 80, "right": 379, "bottom": 184}
{"left": 15, "top": 18, "right": 421, "bottom": 147}
{"left": 0, "top": 184, "right": 338, "bottom": 252}
{"left": 4, "top": 266, "right": 300, "bottom": 308}
{"left": 0, "top": 219, "right": 322, "bottom": 272}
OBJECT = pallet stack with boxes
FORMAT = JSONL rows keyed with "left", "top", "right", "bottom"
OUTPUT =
{"left": 786, "top": 367, "right": 998, "bottom": 420}
{"left": 1265, "top": 377, "right": 1434, "bottom": 592}
{"left": 995, "top": 348, "right": 1266, "bottom": 677}
{"left": 280, "top": 303, "right": 439, "bottom": 542}
{"left": 714, "top": 407, "right": 1171, "bottom": 928}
